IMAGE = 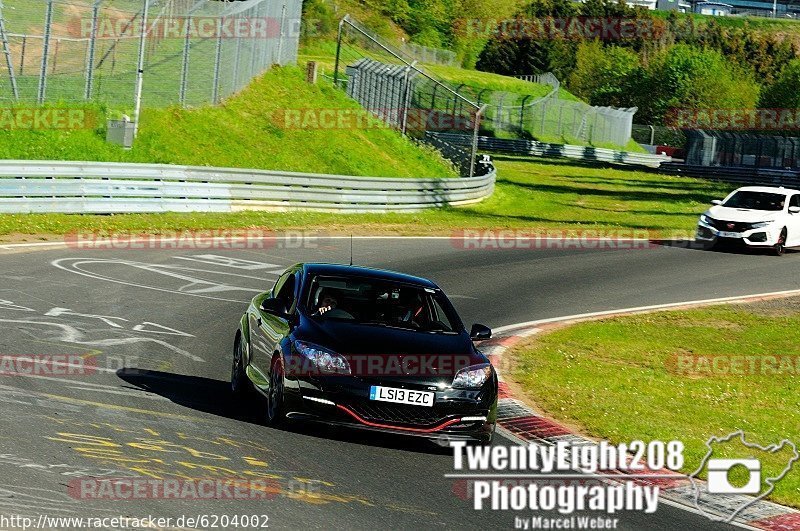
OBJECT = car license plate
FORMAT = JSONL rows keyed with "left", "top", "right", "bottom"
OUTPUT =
{"left": 369, "top": 386, "right": 434, "bottom": 407}
{"left": 718, "top": 231, "right": 740, "bottom": 238}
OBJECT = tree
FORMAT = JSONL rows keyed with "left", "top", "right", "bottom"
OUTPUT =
{"left": 569, "top": 41, "right": 639, "bottom": 107}
{"left": 760, "top": 59, "right": 800, "bottom": 109}
{"left": 633, "top": 44, "right": 760, "bottom": 124}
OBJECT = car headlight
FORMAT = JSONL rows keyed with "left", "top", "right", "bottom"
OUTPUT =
{"left": 452, "top": 364, "right": 492, "bottom": 389}
{"left": 750, "top": 221, "right": 772, "bottom": 229}
{"left": 294, "top": 341, "right": 350, "bottom": 375}
{"left": 700, "top": 214, "right": 714, "bottom": 225}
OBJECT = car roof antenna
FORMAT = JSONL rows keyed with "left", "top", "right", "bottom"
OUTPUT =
{"left": 349, "top": 235, "right": 354, "bottom": 266}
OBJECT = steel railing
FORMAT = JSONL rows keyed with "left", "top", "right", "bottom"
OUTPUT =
{"left": 431, "top": 133, "right": 671, "bottom": 169}
{"left": 0, "top": 159, "right": 496, "bottom": 213}
{"left": 660, "top": 163, "right": 800, "bottom": 187}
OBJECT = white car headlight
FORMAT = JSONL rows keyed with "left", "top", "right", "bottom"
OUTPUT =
{"left": 452, "top": 364, "right": 492, "bottom": 389}
{"left": 294, "top": 341, "right": 350, "bottom": 374}
{"left": 750, "top": 221, "right": 772, "bottom": 229}
{"left": 700, "top": 214, "right": 714, "bottom": 225}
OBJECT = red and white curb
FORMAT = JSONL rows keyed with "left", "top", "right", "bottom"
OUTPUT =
{"left": 481, "top": 302, "right": 800, "bottom": 531}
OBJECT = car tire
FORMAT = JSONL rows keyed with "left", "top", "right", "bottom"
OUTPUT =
{"left": 265, "top": 354, "right": 286, "bottom": 426}
{"left": 231, "top": 335, "right": 248, "bottom": 395}
{"left": 773, "top": 229, "right": 787, "bottom": 256}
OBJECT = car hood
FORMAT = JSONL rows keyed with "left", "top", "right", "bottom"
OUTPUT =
{"left": 707, "top": 206, "right": 781, "bottom": 222}
{"left": 296, "top": 318, "right": 488, "bottom": 383}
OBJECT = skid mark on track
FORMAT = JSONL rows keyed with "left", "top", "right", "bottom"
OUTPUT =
{"left": 51, "top": 258, "right": 272, "bottom": 302}
{"left": 0, "top": 319, "right": 203, "bottom": 362}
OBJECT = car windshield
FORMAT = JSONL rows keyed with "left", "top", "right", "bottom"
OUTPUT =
{"left": 722, "top": 191, "right": 786, "bottom": 211}
{"left": 304, "top": 275, "right": 461, "bottom": 333}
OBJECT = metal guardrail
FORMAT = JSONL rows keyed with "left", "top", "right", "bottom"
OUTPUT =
{"left": 432, "top": 133, "right": 671, "bottom": 168}
{"left": 660, "top": 163, "right": 800, "bottom": 187}
{"left": 0, "top": 160, "right": 496, "bottom": 214}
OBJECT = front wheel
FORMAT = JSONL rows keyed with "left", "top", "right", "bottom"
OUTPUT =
{"left": 231, "top": 336, "right": 248, "bottom": 395}
{"left": 773, "top": 229, "right": 787, "bottom": 256}
{"left": 265, "top": 355, "right": 286, "bottom": 426}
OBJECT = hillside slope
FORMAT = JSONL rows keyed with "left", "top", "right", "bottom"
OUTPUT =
{"left": 0, "top": 66, "right": 456, "bottom": 178}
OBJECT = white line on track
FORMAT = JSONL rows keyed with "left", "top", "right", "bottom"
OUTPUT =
{"left": 493, "top": 287, "right": 800, "bottom": 335}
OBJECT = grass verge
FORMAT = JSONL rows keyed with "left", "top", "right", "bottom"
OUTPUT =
{"left": 0, "top": 156, "right": 732, "bottom": 239}
{"left": 509, "top": 297, "right": 800, "bottom": 508}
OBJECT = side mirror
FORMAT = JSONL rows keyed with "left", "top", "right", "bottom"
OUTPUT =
{"left": 790, "top": 207, "right": 800, "bottom": 214}
{"left": 711, "top": 200, "right": 723, "bottom": 206}
{"left": 260, "top": 298, "right": 289, "bottom": 318}
{"left": 470, "top": 323, "right": 492, "bottom": 341}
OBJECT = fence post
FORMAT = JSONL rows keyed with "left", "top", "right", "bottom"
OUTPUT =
{"left": 212, "top": 17, "right": 223, "bottom": 104}
{"left": 277, "top": 3, "right": 287, "bottom": 65}
{"left": 333, "top": 17, "right": 345, "bottom": 87}
{"left": 540, "top": 101, "right": 546, "bottom": 136}
{"left": 519, "top": 95, "right": 531, "bottom": 134}
{"left": 19, "top": 35, "right": 26, "bottom": 75}
{"left": 470, "top": 105, "right": 486, "bottom": 179}
{"left": 264, "top": 1, "right": 273, "bottom": 68}
{"left": 133, "top": 0, "right": 150, "bottom": 139}
{"left": 401, "top": 63, "right": 415, "bottom": 135}
{"left": 0, "top": 1, "right": 19, "bottom": 101}
{"left": 84, "top": 0, "right": 100, "bottom": 100}
{"left": 232, "top": 14, "right": 243, "bottom": 91}
{"left": 649, "top": 125, "right": 655, "bottom": 146}
{"left": 256, "top": 2, "right": 267, "bottom": 69}
{"left": 402, "top": 66, "right": 411, "bottom": 134}
{"left": 38, "top": 0, "right": 54, "bottom": 104}
{"left": 248, "top": 6, "right": 259, "bottom": 80}
{"left": 179, "top": 10, "right": 192, "bottom": 106}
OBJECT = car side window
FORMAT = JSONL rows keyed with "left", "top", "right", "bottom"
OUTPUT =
{"left": 276, "top": 273, "right": 298, "bottom": 314}
{"left": 272, "top": 272, "right": 290, "bottom": 298}
{"left": 791, "top": 195, "right": 800, "bottom": 209}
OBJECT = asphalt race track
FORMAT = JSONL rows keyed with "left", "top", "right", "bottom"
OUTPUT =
{"left": 0, "top": 238, "right": 796, "bottom": 530}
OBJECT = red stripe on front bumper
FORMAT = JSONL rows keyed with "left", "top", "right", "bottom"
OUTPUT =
{"left": 336, "top": 404, "right": 463, "bottom": 433}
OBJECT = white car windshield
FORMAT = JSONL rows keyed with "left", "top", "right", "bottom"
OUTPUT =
{"left": 722, "top": 191, "right": 786, "bottom": 212}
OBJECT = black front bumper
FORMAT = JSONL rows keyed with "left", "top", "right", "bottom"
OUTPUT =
{"left": 282, "top": 374, "right": 498, "bottom": 443}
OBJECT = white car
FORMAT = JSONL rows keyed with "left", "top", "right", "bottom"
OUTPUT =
{"left": 696, "top": 186, "right": 800, "bottom": 255}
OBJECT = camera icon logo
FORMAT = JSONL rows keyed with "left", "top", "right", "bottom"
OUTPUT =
{"left": 706, "top": 458, "right": 761, "bottom": 495}
{"left": 689, "top": 431, "right": 799, "bottom": 523}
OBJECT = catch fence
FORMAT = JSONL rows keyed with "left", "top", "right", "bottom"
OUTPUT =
{"left": 0, "top": 0, "right": 301, "bottom": 110}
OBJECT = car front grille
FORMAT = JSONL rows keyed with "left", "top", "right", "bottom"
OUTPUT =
{"left": 709, "top": 219, "right": 754, "bottom": 232}
{"left": 343, "top": 401, "right": 449, "bottom": 427}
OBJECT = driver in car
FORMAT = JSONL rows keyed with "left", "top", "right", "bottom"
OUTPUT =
{"left": 315, "top": 291, "right": 338, "bottom": 316}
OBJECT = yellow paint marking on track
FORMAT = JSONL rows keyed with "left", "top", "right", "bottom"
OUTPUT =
{"left": 80, "top": 350, "right": 104, "bottom": 360}
{"left": 41, "top": 392, "right": 208, "bottom": 422}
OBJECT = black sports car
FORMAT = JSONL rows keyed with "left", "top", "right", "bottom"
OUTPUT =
{"left": 232, "top": 263, "right": 498, "bottom": 444}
